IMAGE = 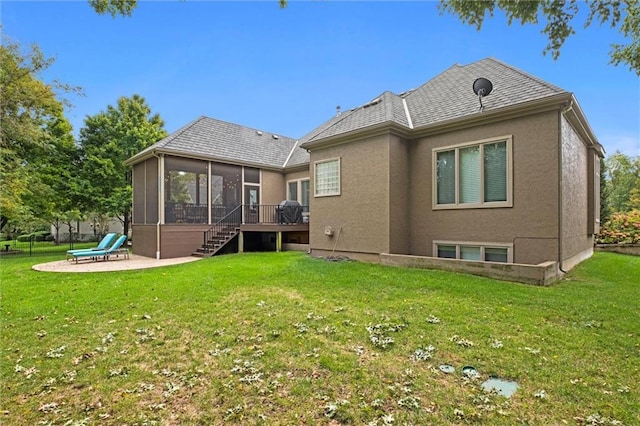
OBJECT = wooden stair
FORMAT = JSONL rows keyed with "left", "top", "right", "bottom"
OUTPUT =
{"left": 192, "top": 227, "right": 240, "bottom": 258}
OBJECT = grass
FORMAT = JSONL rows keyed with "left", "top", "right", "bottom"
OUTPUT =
{"left": 1, "top": 252, "right": 638, "bottom": 425}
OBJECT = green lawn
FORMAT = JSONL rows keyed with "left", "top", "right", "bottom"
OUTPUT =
{"left": 1, "top": 252, "right": 638, "bottom": 425}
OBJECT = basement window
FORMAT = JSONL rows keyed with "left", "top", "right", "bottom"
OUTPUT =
{"left": 434, "top": 241, "right": 512, "bottom": 263}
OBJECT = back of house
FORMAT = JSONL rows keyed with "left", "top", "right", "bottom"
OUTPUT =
{"left": 127, "top": 58, "right": 603, "bottom": 284}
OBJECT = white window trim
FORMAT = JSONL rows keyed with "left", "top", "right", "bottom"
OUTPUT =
{"left": 433, "top": 240, "right": 514, "bottom": 263}
{"left": 432, "top": 135, "right": 513, "bottom": 210}
{"left": 314, "top": 157, "right": 341, "bottom": 197}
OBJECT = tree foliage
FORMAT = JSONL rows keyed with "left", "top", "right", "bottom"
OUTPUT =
{"left": 88, "top": 0, "right": 287, "bottom": 17}
{"left": 0, "top": 37, "right": 79, "bottom": 232}
{"left": 439, "top": 0, "right": 640, "bottom": 75}
{"left": 78, "top": 95, "right": 167, "bottom": 237}
{"left": 604, "top": 151, "right": 640, "bottom": 213}
{"left": 88, "top": 0, "right": 138, "bottom": 17}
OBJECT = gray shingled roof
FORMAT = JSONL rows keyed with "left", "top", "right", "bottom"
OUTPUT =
{"left": 406, "top": 58, "right": 567, "bottom": 128}
{"left": 132, "top": 116, "right": 307, "bottom": 169}
{"left": 130, "top": 58, "right": 572, "bottom": 168}
{"left": 303, "top": 58, "right": 568, "bottom": 145}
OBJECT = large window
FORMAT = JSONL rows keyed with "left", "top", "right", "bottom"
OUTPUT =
{"left": 434, "top": 241, "right": 512, "bottom": 263}
{"left": 434, "top": 137, "right": 512, "bottom": 209}
{"left": 314, "top": 158, "right": 340, "bottom": 197}
{"left": 288, "top": 178, "right": 310, "bottom": 212}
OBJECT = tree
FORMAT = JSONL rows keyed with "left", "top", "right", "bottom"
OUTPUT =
{"left": 0, "top": 37, "right": 79, "bottom": 232}
{"left": 600, "top": 158, "right": 611, "bottom": 224}
{"left": 88, "top": 0, "right": 138, "bottom": 17}
{"left": 603, "top": 151, "right": 640, "bottom": 213}
{"left": 439, "top": 0, "right": 640, "bottom": 75}
{"left": 78, "top": 95, "right": 167, "bottom": 237}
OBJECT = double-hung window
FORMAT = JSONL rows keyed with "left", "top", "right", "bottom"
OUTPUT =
{"left": 433, "top": 136, "right": 512, "bottom": 209}
{"left": 314, "top": 158, "right": 340, "bottom": 197}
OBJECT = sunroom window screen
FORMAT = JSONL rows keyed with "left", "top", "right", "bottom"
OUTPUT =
{"left": 484, "top": 142, "right": 507, "bottom": 202}
{"left": 315, "top": 160, "right": 339, "bottom": 196}
{"left": 459, "top": 146, "right": 480, "bottom": 203}
{"left": 436, "top": 151, "right": 455, "bottom": 204}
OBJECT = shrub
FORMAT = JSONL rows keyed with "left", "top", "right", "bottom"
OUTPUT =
{"left": 32, "top": 231, "right": 51, "bottom": 242}
{"left": 596, "top": 210, "right": 640, "bottom": 244}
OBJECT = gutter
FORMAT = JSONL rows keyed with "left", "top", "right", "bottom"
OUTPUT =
{"left": 301, "top": 93, "right": 571, "bottom": 151}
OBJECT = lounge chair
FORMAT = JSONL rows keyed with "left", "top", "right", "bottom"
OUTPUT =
{"left": 69, "top": 235, "right": 129, "bottom": 263}
{"left": 66, "top": 233, "right": 117, "bottom": 258}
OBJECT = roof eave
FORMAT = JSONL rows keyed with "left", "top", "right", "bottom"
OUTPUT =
{"left": 126, "top": 147, "right": 289, "bottom": 172}
{"left": 300, "top": 121, "right": 412, "bottom": 151}
{"left": 410, "top": 93, "right": 572, "bottom": 139}
{"left": 563, "top": 94, "right": 604, "bottom": 157}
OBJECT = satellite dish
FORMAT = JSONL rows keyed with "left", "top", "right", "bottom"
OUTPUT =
{"left": 473, "top": 77, "right": 493, "bottom": 111}
{"left": 473, "top": 77, "right": 493, "bottom": 97}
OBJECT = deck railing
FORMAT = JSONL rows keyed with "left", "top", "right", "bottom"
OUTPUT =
{"left": 202, "top": 204, "right": 308, "bottom": 248}
{"left": 203, "top": 205, "right": 243, "bottom": 249}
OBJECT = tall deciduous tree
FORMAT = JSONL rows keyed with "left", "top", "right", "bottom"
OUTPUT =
{"left": 78, "top": 95, "right": 167, "bottom": 237}
{"left": 439, "top": 0, "right": 640, "bottom": 75}
{"left": 0, "top": 37, "right": 79, "bottom": 232}
{"left": 604, "top": 151, "right": 640, "bottom": 213}
{"left": 599, "top": 158, "right": 611, "bottom": 225}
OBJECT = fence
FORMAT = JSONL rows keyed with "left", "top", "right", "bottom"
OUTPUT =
{"left": 0, "top": 235, "right": 100, "bottom": 258}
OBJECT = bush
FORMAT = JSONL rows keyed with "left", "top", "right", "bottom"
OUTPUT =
{"left": 15, "top": 230, "right": 52, "bottom": 243}
{"left": 596, "top": 210, "right": 640, "bottom": 244}
{"left": 32, "top": 231, "right": 51, "bottom": 241}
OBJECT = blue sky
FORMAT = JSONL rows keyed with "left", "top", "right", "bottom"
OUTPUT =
{"left": 3, "top": 0, "right": 639, "bottom": 156}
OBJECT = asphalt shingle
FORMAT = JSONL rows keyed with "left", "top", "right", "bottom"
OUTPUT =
{"left": 302, "top": 58, "right": 568, "bottom": 144}
{"left": 136, "top": 116, "right": 305, "bottom": 169}
{"left": 133, "top": 58, "right": 571, "bottom": 168}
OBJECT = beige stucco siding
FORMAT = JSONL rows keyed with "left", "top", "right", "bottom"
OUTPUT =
{"left": 388, "top": 134, "right": 411, "bottom": 254}
{"left": 408, "top": 111, "right": 561, "bottom": 265}
{"left": 284, "top": 170, "right": 310, "bottom": 182}
{"left": 309, "top": 134, "right": 391, "bottom": 255}
{"left": 260, "top": 170, "right": 286, "bottom": 205}
{"left": 560, "top": 114, "right": 592, "bottom": 263}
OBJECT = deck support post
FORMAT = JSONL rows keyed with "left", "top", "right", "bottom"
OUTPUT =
{"left": 238, "top": 231, "right": 244, "bottom": 253}
{"left": 276, "top": 231, "right": 282, "bottom": 252}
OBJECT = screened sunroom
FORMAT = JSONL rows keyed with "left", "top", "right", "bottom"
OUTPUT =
{"left": 131, "top": 154, "right": 309, "bottom": 259}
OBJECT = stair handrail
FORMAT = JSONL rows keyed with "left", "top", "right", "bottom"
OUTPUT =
{"left": 203, "top": 205, "right": 243, "bottom": 251}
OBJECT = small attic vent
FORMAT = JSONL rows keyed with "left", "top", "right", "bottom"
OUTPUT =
{"left": 256, "top": 131, "right": 263, "bottom": 136}
{"left": 272, "top": 134, "right": 279, "bottom": 140}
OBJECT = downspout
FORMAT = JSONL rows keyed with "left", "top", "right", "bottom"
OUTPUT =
{"left": 558, "top": 103, "right": 573, "bottom": 273}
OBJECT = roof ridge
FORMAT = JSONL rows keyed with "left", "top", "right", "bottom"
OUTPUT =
{"left": 198, "top": 115, "right": 296, "bottom": 142}
{"left": 482, "top": 57, "right": 566, "bottom": 93}
{"left": 283, "top": 139, "right": 300, "bottom": 168}
{"left": 382, "top": 91, "right": 395, "bottom": 123}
